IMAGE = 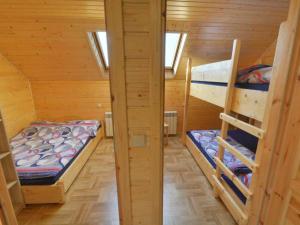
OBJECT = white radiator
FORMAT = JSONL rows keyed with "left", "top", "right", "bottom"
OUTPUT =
{"left": 104, "top": 111, "right": 178, "bottom": 137}
{"left": 104, "top": 112, "right": 113, "bottom": 137}
{"left": 164, "top": 111, "right": 177, "bottom": 135}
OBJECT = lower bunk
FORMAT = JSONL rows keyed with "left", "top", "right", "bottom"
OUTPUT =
{"left": 186, "top": 129, "right": 257, "bottom": 223}
{"left": 10, "top": 120, "right": 104, "bottom": 204}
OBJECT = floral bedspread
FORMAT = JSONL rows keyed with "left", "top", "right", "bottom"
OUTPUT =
{"left": 189, "top": 130, "right": 254, "bottom": 187}
{"left": 10, "top": 120, "right": 100, "bottom": 182}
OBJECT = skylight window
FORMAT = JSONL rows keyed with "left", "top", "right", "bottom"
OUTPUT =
{"left": 90, "top": 31, "right": 187, "bottom": 76}
{"left": 96, "top": 31, "right": 109, "bottom": 68}
{"left": 165, "top": 33, "right": 181, "bottom": 68}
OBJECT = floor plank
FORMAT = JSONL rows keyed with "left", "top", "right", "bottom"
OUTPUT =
{"left": 17, "top": 137, "right": 235, "bottom": 225}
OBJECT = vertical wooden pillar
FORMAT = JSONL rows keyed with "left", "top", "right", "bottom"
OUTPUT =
{"left": 256, "top": 0, "right": 300, "bottom": 224}
{"left": 105, "top": 1, "right": 166, "bottom": 225}
{"left": 181, "top": 58, "right": 192, "bottom": 144}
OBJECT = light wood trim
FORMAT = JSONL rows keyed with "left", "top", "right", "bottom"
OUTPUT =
{"left": 191, "top": 59, "right": 232, "bottom": 83}
{"left": 190, "top": 83, "right": 267, "bottom": 122}
{"left": 181, "top": 57, "right": 192, "bottom": 144}
{"left": 22, "top": 182, "right": 65, "bottom": 204}
{"left": 212, "top": 175, "right": 248, "bottom": 225}
{"left": 220, "top": 113, "right": 264, "bottom": 139}
{"left": 214, "top": 157, "right": 252, "bottom": 198}
{"left": 60, "top": 126, "right": 103, "bottom": 191}
{"left": 21, "top": 127, "right": 103, "bottom": 204}
{"left": 216, "top": 136, "right": 257, "bottom": 172}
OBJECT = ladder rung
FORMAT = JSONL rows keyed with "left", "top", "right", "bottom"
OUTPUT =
{"left": 7, "top": 180, "right": 17, "bottom": 189}
{"left": 212, "top": 175, "right": 248, "bottom": 224}
{"left": 216, "top": 136, "right": 258, "bottom": 172}
{"left": 220, "top": 113, "right": 265, "bottom": 139}
{"left": 214, "top": 157, "right": 252, "bottom": 198}
{"left": 0, "top": 152, "right": 10, "bottom": 160}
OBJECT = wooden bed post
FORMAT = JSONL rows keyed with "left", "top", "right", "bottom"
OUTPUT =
{"left": 181, "top": 57, "right": 192, "bottom": 144}
{"left": 214, "top": 39, "right": 241, "bottom": 192}
{"left": 105, "top": 1, "right": 166, "bottom": 225}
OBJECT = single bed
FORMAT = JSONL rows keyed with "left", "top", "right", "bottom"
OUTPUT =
{"left": 186, "top": 129, "right": 257, "bottom": 206}
{"left": 190, "top": 58, "right": 272, "bottom": 122}
{"left": 10, "top": 120, "right": 104, "bottom": 204}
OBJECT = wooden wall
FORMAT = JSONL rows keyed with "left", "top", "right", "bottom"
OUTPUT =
{"left": 255, "top": 40, "right": 277, "bottom": 65}
{"left": 31, "top": 62, "right": 222, "bottom": 135}
{"left": 0, "top": 53, "right": 36, "bottom": 139}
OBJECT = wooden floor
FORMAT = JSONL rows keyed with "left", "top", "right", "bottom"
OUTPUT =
{"left": 17, "top": 137, "right": 235, "bottom": 225}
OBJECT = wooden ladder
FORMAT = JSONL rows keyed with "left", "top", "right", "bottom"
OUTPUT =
{"left": 212, "top": 39, "right": 264, "bottom": 225}
{"left": 0, "top": 111, "right": 24, "bottom": 225}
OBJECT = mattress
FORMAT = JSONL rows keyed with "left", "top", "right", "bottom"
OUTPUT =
{"left": 187, "top": 129, "right": 257, "bottom": 203}
{"left": 191, "top": 80, "right": 269, "bottom": 91}
{"left": 10, "top": 120, "right": 101, "bottom": 185}
{"left": 191, "top": 64, "right": 272, "bottom": 91}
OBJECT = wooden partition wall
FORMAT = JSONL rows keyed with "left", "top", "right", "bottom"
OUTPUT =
{"left": 0, "top": 53, "right": 36, "bottom": 138}
{"left": 105, "top": 1, "right": 165, "bottom": 225}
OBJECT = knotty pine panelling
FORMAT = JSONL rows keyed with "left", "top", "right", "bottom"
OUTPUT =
{"left": 0, "top": 54, "right": 36, "bottom": 139}
{"left": 31, "top": 81, "right": 111, "bottom": 122}
{"left": 255, "top": 40, "right": 277, "bottom": 65}
{"left": 32, "top": 79, "right": 218, "bottom": 135}
{"left": 0, "top": 0, "right": 289, "bottom": 82}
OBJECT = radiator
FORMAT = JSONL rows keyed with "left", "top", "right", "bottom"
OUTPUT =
{"left": 104, "top": 111, "right": 178, "bottom": 137}
{"left": 104, "top": 112, "right": 113, "bottom": 137}
{"left": 164, "top": 111, "right": 177, "bottom": 135}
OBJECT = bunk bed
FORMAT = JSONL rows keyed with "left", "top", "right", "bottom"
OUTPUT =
{"left": 190, "top": 58, "right": 271, "bottom": 122}
{"left": 9, "top": 120, "right": 104, "bottom": 204}
{"left": 182, "top": 38, "right": 280, "bottom": 225}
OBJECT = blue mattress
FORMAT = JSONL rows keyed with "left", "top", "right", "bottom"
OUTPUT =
{"left": 191, "top": 80, "right": 269, "bottom": 91}
{"left": 187, "top": 129, "right": 258, "bottom": 204}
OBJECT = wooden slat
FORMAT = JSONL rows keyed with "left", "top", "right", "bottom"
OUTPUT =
{"left": 212, "top": 175, "right": 248, "bottom": 225}
{"left": 214, "top": 157, "right": 252, "bottom": 198}
{"left": 216, "top": 136, "right": 258, "bottom": 172}
{"left": 0, "top": 153, "right": 10, "bottom": 160}
{"left": 220, "top": 113, "right": 265, "bottom": 139}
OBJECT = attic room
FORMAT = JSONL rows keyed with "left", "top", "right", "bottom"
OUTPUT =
{"left": 0, "top": 1, "right": 300, "bottom": 225}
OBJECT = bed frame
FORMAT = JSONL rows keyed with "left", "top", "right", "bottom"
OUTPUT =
{"left": 182, "top": 20, "right": 297, "bottom": 225}
{"left": 190, "top": 50, "right": 268, "bottom": 122}
{"left": 21, "top": 125, "right": 104, "bottom": 204}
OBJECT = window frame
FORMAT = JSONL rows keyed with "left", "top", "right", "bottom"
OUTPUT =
{"left": 89, "top": 31, "right": 187, "bottom": 77}
{"left": 165, "top": 32, "right": 183, "bottom": 70}
{"left": 93, "top": 32, "right": 109, "bottom": 70}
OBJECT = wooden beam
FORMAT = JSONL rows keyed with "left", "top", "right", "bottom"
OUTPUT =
{"left": 104, "top": 1, "right": 132, "bottom": 225}
{"left": 215, "top": 39, "right": 241, "bottom": 195}
{"left": 255, "top": 0, "right": 300, "bottom": 224}
{"left": 105, "top": 0, "right": 166, "bottom": 224}
{"left": 247, "top": 0, "right": 300, "bottom": 224}
{"left": 181, "top": 57, "right": 192, "bottom": 144}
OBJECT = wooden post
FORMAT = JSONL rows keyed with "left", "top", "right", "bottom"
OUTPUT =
{"left": 181, "top": 58, "right": 192, "bottom": 144}
{"left": 253, "top": 0, "right": 300, "bottom": 224}
{"left": 214, "top": 39, "right": 241, "bottom": 196}
{"left": 105, "top": 0, "right": 166, "bottom": 225}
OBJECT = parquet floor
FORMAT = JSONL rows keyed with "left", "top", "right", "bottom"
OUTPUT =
{"left": 17, "top": 137, "right": 235, "bottom": 225}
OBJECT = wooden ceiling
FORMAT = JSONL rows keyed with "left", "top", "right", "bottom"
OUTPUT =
{"left": 0, "top": 0, "right": 290, "bottom": 81}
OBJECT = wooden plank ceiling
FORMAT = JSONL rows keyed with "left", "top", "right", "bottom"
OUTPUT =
{"left": 0, "top": 0, "right": 290, "bottom": 81}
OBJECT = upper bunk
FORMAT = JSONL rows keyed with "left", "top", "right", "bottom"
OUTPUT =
{"left": 189, "top": 40, "right": 272, "bottom": 122}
